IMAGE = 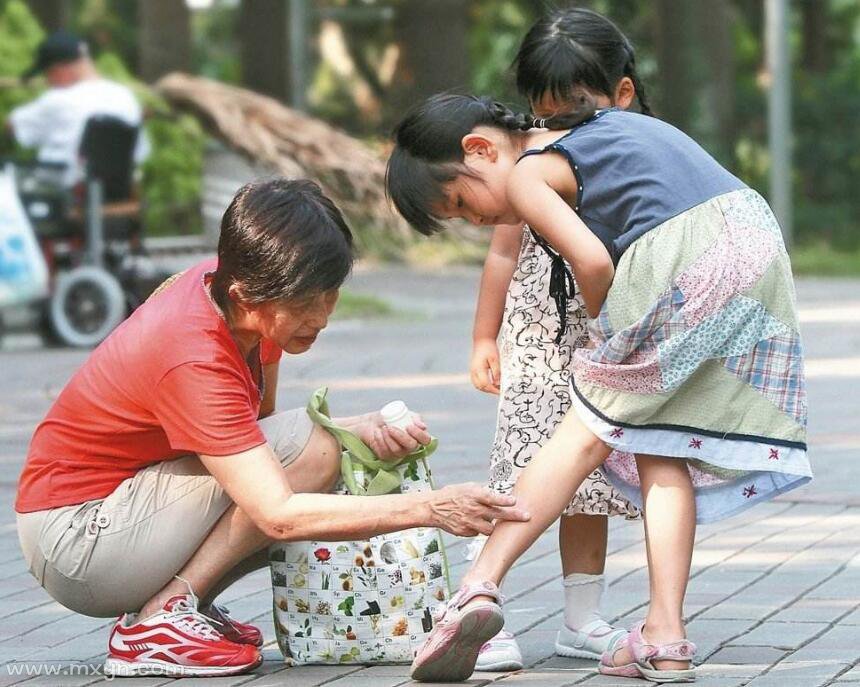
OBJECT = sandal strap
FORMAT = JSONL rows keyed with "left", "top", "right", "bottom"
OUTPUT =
{"left": 652, "top": 639, "right": 697, "bottom": 660}
{"left": 629, "top": 621, "right": 697, "bottom": 663}
{"left": 435, "top": 582, "right": 501, "bottom": 622}
{"left": 600, "top": 631, "right": 632, "bottom": 668}
{"left": 450, "top": 581, "right": 502, "bottom": 609}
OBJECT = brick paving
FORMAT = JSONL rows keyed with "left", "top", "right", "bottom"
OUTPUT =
{"left": 0, "top": 265, "right": 858, "bottom": 686}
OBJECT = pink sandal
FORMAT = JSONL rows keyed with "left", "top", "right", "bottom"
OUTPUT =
{"left": 600, "top": 620, "right": 697, "bottom": 683}
{"left": 410, "top": 581, "right": 505, "bottom": 682}
{"left": 598, "top": 630, "right": 641, "bottom": 679}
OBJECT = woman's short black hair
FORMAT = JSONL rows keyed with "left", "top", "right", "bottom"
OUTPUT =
{"left": 212, "top": 178, "right": 354, "bottom": 312}
{"left": 514, "top": 7, "right": 653, "bottom": 116}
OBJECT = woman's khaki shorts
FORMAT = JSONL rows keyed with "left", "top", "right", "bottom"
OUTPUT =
{"left": 16, "top": 408, "right": 314, "bottom": 618}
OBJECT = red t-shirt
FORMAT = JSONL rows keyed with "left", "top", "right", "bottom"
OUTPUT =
{"left": 15, "top": 258, "right": 284, "bottom": 513}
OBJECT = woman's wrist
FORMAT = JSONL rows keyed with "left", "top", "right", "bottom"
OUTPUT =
{"left": 333, "top": 412, "right": 374, "bottom": 432}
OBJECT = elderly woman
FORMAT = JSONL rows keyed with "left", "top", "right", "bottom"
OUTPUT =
{"left": 15, "top": 179, "right": 527, "bottom": 678}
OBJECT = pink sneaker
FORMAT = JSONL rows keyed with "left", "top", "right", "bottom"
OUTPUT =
{"left": 411, "top": 581, "right": 504, "bottom": 682}
{"left": 475, "top": 630, "right": 523, "bottom": 671}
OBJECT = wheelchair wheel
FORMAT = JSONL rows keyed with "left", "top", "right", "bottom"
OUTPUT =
{"left": 49, "top": 266, "right": 127, "bottom": 348}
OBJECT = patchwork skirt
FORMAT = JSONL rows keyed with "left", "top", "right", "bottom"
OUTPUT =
{"left": 571, "top": 189, "right": 811, "bottom": 523}
{"left": 489, "top": 227, "right": 640, "bottom": 519}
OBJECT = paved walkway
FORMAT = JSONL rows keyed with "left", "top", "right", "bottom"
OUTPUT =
{"left": 0, "top": 266, "right": 858, "bottom": 686}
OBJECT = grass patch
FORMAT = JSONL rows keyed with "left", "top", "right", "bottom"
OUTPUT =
{"left": 404, "top": 234, "right": 490, "bottom": 267}
{"left": 791, "top": 243, "right": 860, "bottom": 276}
{"left": 333, "top": 290, "right": 396, "bottom": 319}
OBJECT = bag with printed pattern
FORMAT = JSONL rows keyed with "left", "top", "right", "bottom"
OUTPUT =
{"left": 269, "top": 387, "right": 451, "bottom": 665}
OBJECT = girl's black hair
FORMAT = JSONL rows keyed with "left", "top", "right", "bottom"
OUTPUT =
{"left": 386, "top": 93, "right": 594, "bottom": 235}
{"left": 514, "top": 7, "right": 653, "bottom": 117}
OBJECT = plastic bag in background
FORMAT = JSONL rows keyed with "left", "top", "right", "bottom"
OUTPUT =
{"left": 0, "top": 166, "right": 49, "bottom": 308}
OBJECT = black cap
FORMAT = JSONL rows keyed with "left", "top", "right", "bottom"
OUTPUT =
{"left": 24, "top": 31, "right": 89, "bottom": 79}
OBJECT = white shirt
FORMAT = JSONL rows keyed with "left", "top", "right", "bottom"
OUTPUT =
{"left": 9, "top": 77, "right": 150, "bottom": 187}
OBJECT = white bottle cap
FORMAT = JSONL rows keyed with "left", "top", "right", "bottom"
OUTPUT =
{"left": 380, "top": 400, "right": 412, "bottom": 430}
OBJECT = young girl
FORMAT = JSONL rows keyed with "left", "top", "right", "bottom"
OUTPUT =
{"left": 471, "top": 9, "right": 645, "bottom": 671}
{"left": 386, "top": 77, "right": 810, "bottom": 686}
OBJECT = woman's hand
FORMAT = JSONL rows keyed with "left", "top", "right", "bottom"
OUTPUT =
{"left": 339, "top": 411, "right": 432, "bottom": 461}
{"left": 428, "top": 484, "right": 530, "bottom": 536}
{"left": 470, "top": 338, "right": 501, "bottom": 394}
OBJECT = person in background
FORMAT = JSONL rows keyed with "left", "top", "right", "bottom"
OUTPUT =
{"left": 6, "top": 30, "right": 149, "bottom": 188}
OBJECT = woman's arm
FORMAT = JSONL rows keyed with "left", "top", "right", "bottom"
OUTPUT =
{"left": 470, "top": 224, "right": 523, "bottom": 394}
{"left": 506, "top": 155, "right": 614, "bottom": 318}
{"left": 200, "top": 443, "right": 530, "bottom": 541}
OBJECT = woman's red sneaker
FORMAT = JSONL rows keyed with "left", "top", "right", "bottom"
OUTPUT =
{"left": 201, "top": 602, "right": 264, "bottom": 647}
{"left": 103, "top": 594, "right": 262, "bottom": 677}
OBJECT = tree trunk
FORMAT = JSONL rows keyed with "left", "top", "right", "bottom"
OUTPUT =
{"left": 698, "top": 0, "right": 736, "bottom": 162}
{"left": 386, "top": 0, "right": 470, "bottom": 126}
{"left": 800, "top": 0, "right": 828, "bottom": 73}
{"left": 27, "top": 0, "right": 71, "bottom": 31}
{"left": 652, "top": 0, "right": 696, "bottom": 132}
{"left": 239, "top": 0, "right": 294, "bottom": 104}
{"left": 137, "top": 0, "right": 191, "bottom": 82}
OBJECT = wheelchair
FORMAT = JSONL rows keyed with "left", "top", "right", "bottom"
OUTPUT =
{"left": 8, "top": 115, "right": 170, "bottom": 347}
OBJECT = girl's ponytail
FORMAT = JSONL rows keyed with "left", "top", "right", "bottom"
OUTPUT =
{"left": 487, "top": 101, "right": 533, "bottom": 131}
{"left": 623, "top": 50, "right": 654, "bottom": 117}
{"left": 535, "top": 89, "right": 599, "bottom": 130}
{"left": 487, "top": 96, "right": 598, "bottom": 133}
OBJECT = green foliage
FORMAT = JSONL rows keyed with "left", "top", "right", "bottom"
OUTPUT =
{"left": 140, "top": 113, "right": 204, "bottom": 235}
{"left": 74, "top": 0, "right": 138, "bottom": 70}
{"left": 191, "top": 0, "right": 241, "bottom": 84}
{"left": 793, "top": 60, "right": 860, "bottom": 251}
{"left": 333, "top": 290, "right": 395, "bottom": 320}
{"left": 0, "top": 3, "right": 204, "bottom": 236}
{"left": 0, "top": 1, "right": 43, "bottom": 157}
{"left": 791, "top": 243, "right": 860, "bottom": 277}
{"left": 0, "top": 0, "right": 42, "bottom": 76}
{"left": 469, "top": 1, "right": 534, "bottom": 104}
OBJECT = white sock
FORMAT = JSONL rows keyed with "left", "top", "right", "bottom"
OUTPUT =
{"left": 563, "top": 573, "right": 609, "bottom": 630}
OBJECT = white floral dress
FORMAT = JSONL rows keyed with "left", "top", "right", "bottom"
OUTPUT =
{"left": 488, "top": 228, "right": 640, "bottom": 518}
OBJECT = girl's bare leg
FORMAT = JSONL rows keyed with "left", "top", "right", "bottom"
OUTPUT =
{"left": 463, "top": 410, "right": 611, "bottom": 588}
{"left": 560, "top": 513, "right": 607, "bottom": 575}
{"left": 612, "top": 454, "right": 696, "bottom": 670}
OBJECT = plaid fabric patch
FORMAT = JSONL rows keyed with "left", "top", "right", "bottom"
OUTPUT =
{"left": 724, "top": 333, "right": 807, "bottom": 425}
{"left": 591, "top": 307, "right": 615, "bottom": 344}
{"left": 591, "top": 287, "right": 684, "bottom": 364}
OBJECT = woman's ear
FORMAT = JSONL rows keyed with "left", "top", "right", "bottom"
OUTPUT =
{"left": 227, "top": 283, "right": 255, "bottom": 313}
{"left": 461, "top": 133, "right": 498, "bottom": 162}
{"left": 614, "top": 76, "right": 636, "bottom": 111}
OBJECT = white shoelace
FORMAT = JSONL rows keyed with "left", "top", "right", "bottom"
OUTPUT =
{"left": 167, "top": 599, "right": 221, "bottom": 641}
{"left": 166, "top": 575, "right": 221, "bottom": 641}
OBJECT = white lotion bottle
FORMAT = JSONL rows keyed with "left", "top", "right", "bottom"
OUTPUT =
{"left": 380, "top": 400, "right": 418, "bottom": 431}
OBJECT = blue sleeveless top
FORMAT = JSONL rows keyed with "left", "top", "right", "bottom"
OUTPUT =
{"left": 520, "top": 109, "right": 746, "bottom": 263}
